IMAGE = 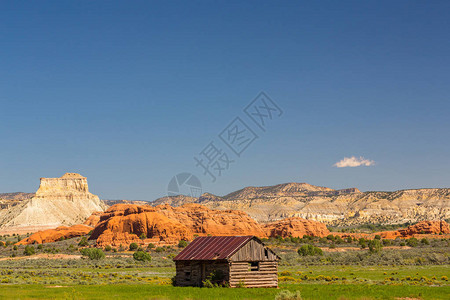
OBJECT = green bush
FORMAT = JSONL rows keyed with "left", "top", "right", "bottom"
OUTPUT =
{"left": 407, "top": 237, "right": 418, "bottom": 247}
{"left": 202, "top": 270, "right": 226, "bottom": 287}
{"left": 139, "top": 233, "right": 146, "bottom": 240}
{"left": 178, "top": 240, "right": 188, "bottom": 248}
{"left": 133, "top": 250, "right": 152, "bottom": 262}
{"left": 147, "top": 243, "right": 155, "bottom": 249}
{"left": 359, "top": 238, "right": 367, "bottom": 249}
{"left": 275, "top": 290, "right": 302, "bottom": 300}
{"left": 80, "top": 248, "right": 105, "bottom": 260}
{"left": 298, "top": 244, "right": 323, "bottom": 256}
{"left": 78, "top": 236, "right": 88, "bottom": 247}
{"left": 104, "top": 245, "right": 112, "bottom": 252}
{"left": 13, "top": 245, "right": 18, "bottom": 251}
{"left": 421, "top": 238, "right": 430, "bottom": 245}
{"left": 368, "top": 239, "right": 382, "bottom": 253}
{"left": 129, "top": 243, "right": 139, "bottom": 251}
{"left": 23, "top": 245, "right": 35, "bottom": 256}
{"left": 155, "top": 247, "right": 164, "bottom": 253}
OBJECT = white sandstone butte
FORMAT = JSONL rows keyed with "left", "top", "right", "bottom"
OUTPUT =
{"left": 0, "top": 173, "right": 106, "bottom": 233}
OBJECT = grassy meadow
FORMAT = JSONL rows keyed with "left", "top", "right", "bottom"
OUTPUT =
{"left": 0, "top": 233, "right": 449, "bottom": 299}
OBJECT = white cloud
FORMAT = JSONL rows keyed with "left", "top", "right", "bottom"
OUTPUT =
{"left": 334, "top": 156, "right": 375, "bottom": 168}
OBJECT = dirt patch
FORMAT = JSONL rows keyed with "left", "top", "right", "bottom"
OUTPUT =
{"left": 0, "top": 253, "right": 81, "bottom": 261}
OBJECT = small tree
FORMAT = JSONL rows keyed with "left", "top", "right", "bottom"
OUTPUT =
{"left": 368, "top": 239, "right": 382, "bottom": 253}
{"left": 80, "top": 248, "right": 105, "bottom": 260}
{"left": 139, "top": 233, "right": 147, "bottom": 240}
{"left": 358, "top": 238, "right": 367, "bottom": 249}
{"left": 421, "top": 238, "right": 430, "bottom": 245}
{"left": 23, "top": 245, "right": 35, "bottom": 256}
{"left": 178, "top": 240, "right": 188, "bottom": 248}
{"left": 129, "top": 243, "right": 139, "bottom": 251}
{"left": 78, "top": 236, "right": 88, "bottom": 247}
{"left": 297, "top": 244, "right": 323, "bottom": 256}
{"left": 133, "top": 250, "right": 152, "bottom": 262}
{"left": 407, "top": 237, "right": 418, "bottom": 247}
{"left": 147, "top": 243, "right": 155, "bottom": 250}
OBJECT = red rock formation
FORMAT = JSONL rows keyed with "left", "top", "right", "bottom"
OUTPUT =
{"left": 90, "top": 205, "right": 193, "bottom": 246}
{"left": 263, "top": 217, "right": 330, "bottom": 238}
{"left": 337, "top": 220, "right": 450, "bottom": 240}
{"left": 90, "top": 203, "right": 267, "bottom": 246}
{"left": 16, "top": 224, "right": 92, "bottom": 245}
{"left": 155, "top": 203, "right": 267, "bottom": 237}
{"left": 397, "top": 220, "right": 450, "bottom": 236}
{"left": 84, "top": 211, "right": 102, "bottom": 227}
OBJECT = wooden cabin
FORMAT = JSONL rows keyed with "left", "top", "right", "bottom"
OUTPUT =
{"left": 173, "top": 236, "right": 280, "bottom": 288}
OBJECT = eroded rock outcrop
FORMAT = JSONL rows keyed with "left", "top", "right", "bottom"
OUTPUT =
{"left": 83, "top": 211, "right": 103, "bottom": 227}
{"left": 263, "top": 217, "right": 330, "bottom": 238}
{"left": 397, "top": 220, "right": 450, "bottom": 236}
{"left": 336, "top": 220, "right": 450, "bottom": 240}
{"left": 90, "top": 203, "right": 267, "bottom": 246}
{"left": 91, "top": 205, "right": 192, "bottom": 246}
{"left": 0, "top": 173, "right": 106, "bottom": 232}
{"left": 16, "top": 224, "right": 92, "bottom": 245}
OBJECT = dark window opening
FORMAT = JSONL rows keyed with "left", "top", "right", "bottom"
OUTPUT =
{"left": 185, "top": 271, "right": 191, "bottom": 281}
{"left": 249, "top": 262, "right": 259, "bottom": 271}
{"left": 264, "top": 249, "right": 268, "bottom": 258}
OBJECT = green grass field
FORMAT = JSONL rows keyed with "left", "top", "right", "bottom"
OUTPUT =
{"left": 0, "top": 236, "right": 448, "bottom": 299}
{"left": 0, "top": 264, "right": 448, "bottom": 299}
{"left": 0, "top": 283, "right": 449, "bottom": 300}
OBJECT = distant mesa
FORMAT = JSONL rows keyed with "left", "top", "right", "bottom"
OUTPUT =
{"left": 151, "top": 182, "right": 450, "bottom": 226}
{"left": 0, "top": 173, "right": 107, "bottom": 234}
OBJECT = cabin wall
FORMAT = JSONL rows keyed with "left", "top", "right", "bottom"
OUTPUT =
{"left": 175, "top": 261, "right": 229, "bottom": 287}
{"left": 229, "top": 261, "right": 278, "bottom": 288}
{"left": 230, "top": 239, "right": 278, "bottom": 262}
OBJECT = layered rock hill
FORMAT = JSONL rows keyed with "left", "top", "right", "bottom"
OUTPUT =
{"left": 90, "top": 203, "right": 271, "bottom": 246}
{"left": 0, "top": 193, "right": 35, "bottom": 209}
{"left": 0, "top": 173, "right": 107, "bottom": 233}
{"left": 152, "top": 183, "right": 450, "bottom": 226}
{"left": 17, "top": 224, "right": 92, "bottom": 245}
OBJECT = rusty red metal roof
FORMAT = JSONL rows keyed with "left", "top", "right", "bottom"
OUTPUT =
{"left": 173, "top": 236, "right": 254, "bottom": 261}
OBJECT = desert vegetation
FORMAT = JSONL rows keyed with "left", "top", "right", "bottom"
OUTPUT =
{"left": 0, "top": 233, "right": 448, "bottom": 299}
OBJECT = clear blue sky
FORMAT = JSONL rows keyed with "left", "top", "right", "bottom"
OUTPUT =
{"left": 1, "top": 1, "right": 449, "bottom": 200}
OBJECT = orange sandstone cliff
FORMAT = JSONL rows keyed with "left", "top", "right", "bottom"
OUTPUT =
{"left": 90, "top": 203, "right": 267, "bottom": 246}
{"left": 264, "top": 217, "right": 330, "bottom": 238}
{"left": 17, "top": 224, "right": 92, "bottom": 245}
